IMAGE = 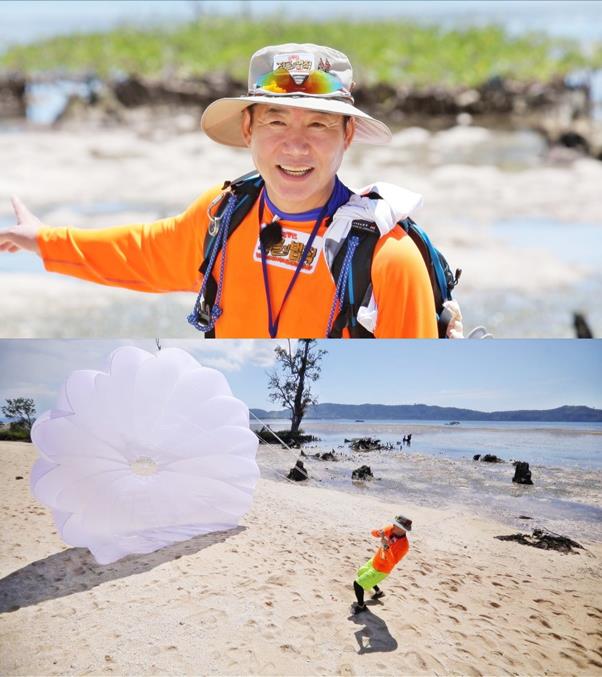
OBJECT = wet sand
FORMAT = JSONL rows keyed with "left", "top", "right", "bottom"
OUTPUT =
{"left": 1, "top": 442, "right": 601, "bottom": 676}
{"left": 1, "top": 123, "right": 602, "bottom": 337}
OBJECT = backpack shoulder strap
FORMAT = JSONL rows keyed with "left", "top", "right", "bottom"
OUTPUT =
{"left": 199, "top": 171, "right": 264, "bottom": 337}
{"left": 328, "top": 215, "right": 461, "bottom": 339}
{"left": 201, "top": 171, "right": 264, "bottom": 265}
{"left": 328, "top": 219, "right": 380, "bottom": 338}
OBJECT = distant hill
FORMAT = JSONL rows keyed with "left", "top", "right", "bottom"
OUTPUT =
{"left": 250, "top": 403, "right": 602, "bottom": 423}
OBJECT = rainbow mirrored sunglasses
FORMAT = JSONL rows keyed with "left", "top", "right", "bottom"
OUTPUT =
{"left": 252, "top": 68, "right": 352, "bottom": 98}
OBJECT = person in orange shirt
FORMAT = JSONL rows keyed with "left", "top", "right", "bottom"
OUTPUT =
{"left": 352, "top": 514, "right": 412, "bottom": 615}
{"left": 1, "top": 43, "right": 440, "bottom": 339}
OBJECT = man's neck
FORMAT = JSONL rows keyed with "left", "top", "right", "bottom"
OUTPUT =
{"left": 265, "top": 180, "right": 337, "bottom": 217}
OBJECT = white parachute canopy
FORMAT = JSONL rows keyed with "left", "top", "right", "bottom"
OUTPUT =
{"left": 30, "top": 346, "right": 259, "bottom": 565}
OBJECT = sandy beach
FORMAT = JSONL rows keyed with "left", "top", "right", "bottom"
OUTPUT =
{"left": 1, "top": 121, "right": 602, "bottom": 337}
{"left": 1, "top": 441, "right": 601, "bottom": 676}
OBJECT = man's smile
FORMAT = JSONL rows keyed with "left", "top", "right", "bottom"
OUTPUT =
{"left": 277, "top": 164, "right": 314, "bottom": 178}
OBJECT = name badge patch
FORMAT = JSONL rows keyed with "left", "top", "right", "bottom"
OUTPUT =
{"left": 254, "top": 228, "right": 323, "bottom": 274}
{"left": 273, "top": 52, "right": 315, "bottom": 77}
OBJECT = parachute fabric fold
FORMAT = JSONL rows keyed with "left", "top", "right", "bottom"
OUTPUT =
{"left": 30, "top": 347, "right": 259, "bottom": 564}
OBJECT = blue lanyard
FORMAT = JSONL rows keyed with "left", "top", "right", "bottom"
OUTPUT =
{"left": 258, "top": 191, "right": 329, "bottom": 338}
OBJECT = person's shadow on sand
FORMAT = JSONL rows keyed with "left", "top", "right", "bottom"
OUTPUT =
{"left": 348, "top": 602, "right": 398, "bottom": 654}
{"left": 0, "top": 526, "right": 245, "bottom": 613}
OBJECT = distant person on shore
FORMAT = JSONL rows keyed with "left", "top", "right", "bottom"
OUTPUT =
{"left": 352, "top": 515, "right": 412, "bottom": 614}
{"left": 1, "top": 43, "right": 462, "bottom": 339}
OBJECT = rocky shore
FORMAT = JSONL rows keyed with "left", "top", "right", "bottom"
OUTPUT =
{"left": 1, "top": 71, "right": 601, "bottom": 158}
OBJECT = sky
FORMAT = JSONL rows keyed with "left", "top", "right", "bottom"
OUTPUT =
{"left": 0, "top": 339, "right": 600, "bottom": 417}
{"left": 1, "top": 1, "right": 601, "bottom": 52}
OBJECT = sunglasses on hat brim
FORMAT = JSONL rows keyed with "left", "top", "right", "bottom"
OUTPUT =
{"left": 252, "top": 68, "right": 351, "bottom": 98}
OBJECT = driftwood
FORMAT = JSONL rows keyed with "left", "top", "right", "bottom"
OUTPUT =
{"left": 495, "top": 528, "right": 583, "bottom": 554}
{"left": 347, "top": 437, "right": 394, "bottom": 452}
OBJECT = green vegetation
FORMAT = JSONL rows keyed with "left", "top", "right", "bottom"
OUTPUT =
{"left": 1, "top": 18, "right": 600, "bottom": 86}
{"left": 0, "top": 426, "right": 31, "bottom": 442}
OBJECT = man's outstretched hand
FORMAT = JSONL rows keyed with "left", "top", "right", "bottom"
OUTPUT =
{"left": 0, "top": 196, "right": 44, "bottom": 255}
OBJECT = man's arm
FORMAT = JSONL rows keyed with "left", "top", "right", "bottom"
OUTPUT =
{"left": 371, "top": 227, "right": 438, "bottom": 338}
{"left": 2, "top": 190, "right": 220, "bottom": 293}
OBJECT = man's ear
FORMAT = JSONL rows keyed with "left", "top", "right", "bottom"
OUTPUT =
{"left": 241, "top": 107, "right": 253, "bottom": 146}
{"left": 344, "top": 116, "right": 355, "bottom": 150}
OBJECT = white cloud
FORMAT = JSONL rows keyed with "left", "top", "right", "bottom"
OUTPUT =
{"left": 160, "top": 339, "right": 295, "bottom": 371}
{"left": 0, "top": 339, "right": 296, "bottom": 416}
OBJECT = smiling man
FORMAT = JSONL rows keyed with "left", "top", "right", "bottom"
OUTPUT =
{"left": 1, "top": 44, "right": 444, "bottom": 338}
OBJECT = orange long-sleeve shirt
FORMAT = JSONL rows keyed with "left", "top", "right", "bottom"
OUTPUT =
{"left": 37, "top": 185, "right": 437, "bottom": 338}
{"left": 371, "top": 525, "right": 410, "bottom": 573}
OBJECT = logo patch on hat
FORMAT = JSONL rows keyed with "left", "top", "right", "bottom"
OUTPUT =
{"left": 274, "top": 52, "right": 315, "bottom": 84}
{"left": 318, "top": 57, "right": 332, "bottom": 72}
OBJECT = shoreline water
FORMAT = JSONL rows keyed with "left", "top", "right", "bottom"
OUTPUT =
{"left": 252, "top": 419, "right": 602, "bottom": 468}
{"left": 254, "top": 419, "right": 602, "bottom": 543}
{"left": 258, "top": 445, "right": 602, "bottom": 543}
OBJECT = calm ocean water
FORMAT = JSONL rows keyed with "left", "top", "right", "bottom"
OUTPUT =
{"left": 254, "top": 419, "right": 602, "bottom": 470}
{"left": 254, "top": 419, "right": 602, "bottom": 541}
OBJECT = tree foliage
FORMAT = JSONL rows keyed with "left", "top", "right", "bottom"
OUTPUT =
{"left": 2, "top": 397, "right": 37, "bottom": 432}
{"left": 267, "top": 340, "right": 327, "bottom": 434}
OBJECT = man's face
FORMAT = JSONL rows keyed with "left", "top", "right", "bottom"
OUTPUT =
{"left": 241, "top": 104, "right": 355, "bottom": 213}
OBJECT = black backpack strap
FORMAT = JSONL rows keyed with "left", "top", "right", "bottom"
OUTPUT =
{"left": 199, "top": 172, "right": 264, "bottom": 337}
{"left": 202, "top": 171, "right": 264, "bottom": 262}
{"left": 328, "top": 219, "right": 380, "bottom": 338}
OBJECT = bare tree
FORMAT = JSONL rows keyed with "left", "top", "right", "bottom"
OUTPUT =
{"left": 2, "top": 398, "right": 37, "bottom": 433}
{"left": 267, "top": 340, "right": 327, "bottom": 434}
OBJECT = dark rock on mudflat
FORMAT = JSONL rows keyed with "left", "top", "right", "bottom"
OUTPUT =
{"left": 512, "top": 461, "right": 533, "bottom": 485}
{"left": 0, "top": 75, "right": 27, "bottom": 118}
{"left": 352, "top": 465, "right": 373, "bottom": 480}
{"left": 287, "top": 460, "right": 308, "bottom": 482}
{"left": 314, "top": 451, "right": 337, "bottom": 461}
{"left": 473, "top": 454, "right": 481, "bottom": 461}
{"left": 15, "top": 476, "right": 23, "bottom": 480}
{"left": 495, "top": 529, "right": 583, "bottom": 554}
{"left": 480, "top": 454, "right": 504, "bottom": 463}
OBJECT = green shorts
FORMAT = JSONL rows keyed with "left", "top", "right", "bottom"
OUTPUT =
{"left": 355, "top": 559, "right": 389, "bottom": 590}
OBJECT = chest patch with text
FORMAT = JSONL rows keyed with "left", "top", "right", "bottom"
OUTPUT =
{"left": 253, "top": 229, "right": 323, "bottom": 274}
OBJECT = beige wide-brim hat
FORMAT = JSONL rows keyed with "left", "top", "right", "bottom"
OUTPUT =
{"left": 201, "top": 43, "right": 392, "bottom": 148}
